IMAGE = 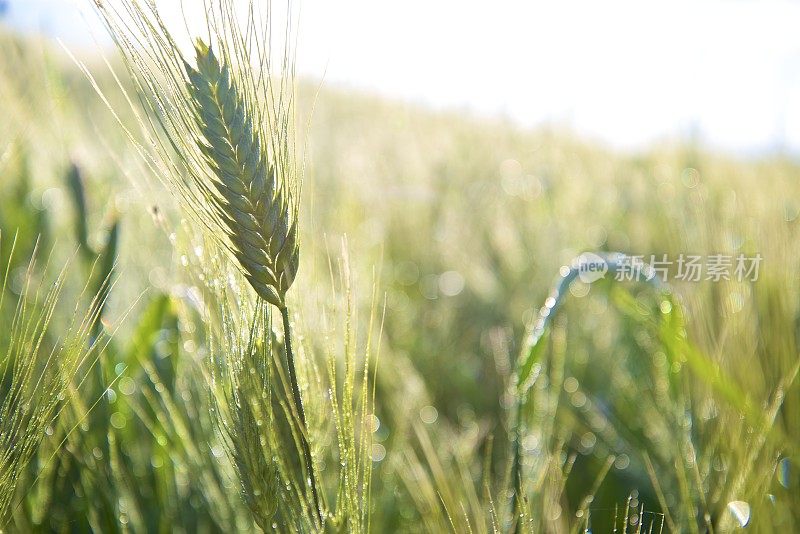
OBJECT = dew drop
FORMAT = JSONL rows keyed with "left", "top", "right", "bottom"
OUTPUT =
{"left": 726, "top": 500, "right": 751, "bottom": 527}
{"left": 778, "top": 457, "right": 790, "bottom": 488}
{"left": 420, "top": 405, "right": 438, "bottom": 424}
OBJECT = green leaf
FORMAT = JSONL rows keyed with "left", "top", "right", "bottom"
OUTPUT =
{"left": 125, "top": 293, "right": 172, "bottom": 370}
{"left": 64, "top": 162, "right": 90, "bottom": 257}
{"left": 658, "top": 294, "right": 773, "bottom": 435}
{"left": 90, "top": 217, "right": 120, "bottom": 341}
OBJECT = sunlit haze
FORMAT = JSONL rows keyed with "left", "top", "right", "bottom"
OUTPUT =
{"left": 5, "top": 0, "right": 800, "bottom": 155}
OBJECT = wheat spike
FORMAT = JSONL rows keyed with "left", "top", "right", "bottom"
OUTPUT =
{"left": 185, "top": 40, "right": 299, "bottom": 309}
{"left": 92, "top": 2, "right": 322, "bottom": 524}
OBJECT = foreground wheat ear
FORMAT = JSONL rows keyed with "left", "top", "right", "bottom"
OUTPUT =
{"left": 185, "top": 41, "right": 299, "bottom": 310}
{"left": 89, "top": 2, "right": 301, "bottom": 312}
{"left": 92, "top": 0, "right": 320, "bottom": 524}
{"left": 182, "top": 39, "right": 320, "bottom": 519}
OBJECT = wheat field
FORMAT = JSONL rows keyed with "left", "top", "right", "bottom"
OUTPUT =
{"left": 0, "top": 1, "right": 798, "bottom": 532}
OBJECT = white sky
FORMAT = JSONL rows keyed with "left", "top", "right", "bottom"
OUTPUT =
{"left": 4, "top": 0, "right": 800, "bottom": 155}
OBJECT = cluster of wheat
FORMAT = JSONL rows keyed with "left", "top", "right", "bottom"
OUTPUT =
{"left": 89, "top": 0, "right": 368, "bottom": 530}
{"left": 0, "top": 235, "right": 110, "bottom": 525}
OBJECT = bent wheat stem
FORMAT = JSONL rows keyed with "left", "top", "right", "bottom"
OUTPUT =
{"left": 511, "top": 253, "right": 665, "bottom": 530}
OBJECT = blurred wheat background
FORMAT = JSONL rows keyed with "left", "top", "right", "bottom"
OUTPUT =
{"left": 0, "top": 1, "right": 799, "bottom": 532}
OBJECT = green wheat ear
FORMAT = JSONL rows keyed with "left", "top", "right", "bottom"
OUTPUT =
{"left": 185, "top": 41, "right": 299, "bottom": 309}
{"left": 92, "top": 2, "right": 322, "bottom": 524}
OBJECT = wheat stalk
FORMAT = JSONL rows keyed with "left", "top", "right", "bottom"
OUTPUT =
{"left": 92, "top": 0, "right": 322, "bottom": 525}
{"left": 182, "top": 38, "right": 320, "bottom": 523}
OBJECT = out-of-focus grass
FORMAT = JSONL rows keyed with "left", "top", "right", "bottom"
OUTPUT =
{"left": 0, "top": 26, "right": 798, "bottom": 532}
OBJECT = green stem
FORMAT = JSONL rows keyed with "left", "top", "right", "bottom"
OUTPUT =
{"left": 280, "top": 305, "right": 323, "bottom": 524}
{"left": 511, "top": 398, "right": 523, "bottom": 534}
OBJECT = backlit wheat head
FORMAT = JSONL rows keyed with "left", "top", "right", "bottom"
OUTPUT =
{"left": 186, "top": 40, "right": 299, "bottom": 307}
{"left": 92, "top": 1, "right": 323, "bottom": 525}
{"left": 93, "top": 0, "right": 300, "bottom": 308}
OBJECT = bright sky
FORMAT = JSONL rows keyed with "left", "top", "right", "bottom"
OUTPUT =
{"left": 4, "top": 0, "right": 800, "bottom": 155}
